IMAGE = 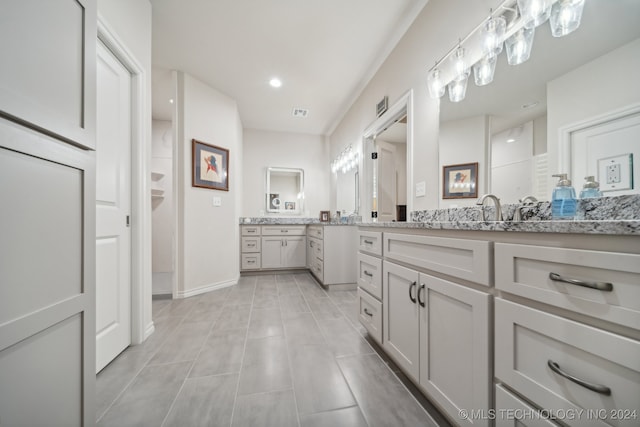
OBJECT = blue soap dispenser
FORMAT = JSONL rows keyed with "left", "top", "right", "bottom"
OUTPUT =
{"left": 579, "top": 176, "right": 603, "bottom": 199}
{"left": 551, "top": 173, "right": 577, "bottom": 219}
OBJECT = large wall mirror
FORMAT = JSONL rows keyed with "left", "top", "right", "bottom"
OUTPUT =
{"left": 438, "top": 0, "right": 640, "bottom": 205}
{"left": 266, "top": 167, "right": 304, "bottom": 214}
{"left": 336, "top": 168, "right": 359, "bottom": 215}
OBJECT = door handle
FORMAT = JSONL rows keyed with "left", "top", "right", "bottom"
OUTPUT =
{"left": 409, "top": 281, "right": 417, "bottom": 304}
{"left": 549, "top": 272, "right": 613, "bottom": 291}
{"left": 548, "top": 360, "right": 611, "bottom": 395}
{"left": 363, "top": 270, "right": 373, "bottom": 277}
{"left": 418, "top": 284, "right": 425, "bottom": 307}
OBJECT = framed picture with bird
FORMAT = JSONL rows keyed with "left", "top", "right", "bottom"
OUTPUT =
{"left": 192, "top": 139, "right": 229, "bottom": 191}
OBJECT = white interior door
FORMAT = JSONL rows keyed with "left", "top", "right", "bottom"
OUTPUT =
{"left": 96, "top": 40, "right": 132, "bottom": 373}
{"left": 376, "top": 140, "right": 397, "bottom": 221}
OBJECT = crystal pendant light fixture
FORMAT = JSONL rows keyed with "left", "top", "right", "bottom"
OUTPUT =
{"left": 505, "top": 26, "right": 535, "bottom": 65}
{"left": 550, "top": 0, "right": 585, "bottom": 37}
{"left": 473, "top": 54, "right": 498, "bottom": 86}
{"left": 427, "top": 68, "right": 445, "bottom": 99}
{"left": 482, "top": 15, "right": 507, "bottom": 56}
{"left": 447, "top": 47, "right": 470, "bottom": 102}
{"left": 517, "top": 0, "right": 553, "bottom": 28}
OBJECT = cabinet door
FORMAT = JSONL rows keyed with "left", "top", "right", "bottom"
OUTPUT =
{"left": 283, "top": 236, "right": 306, "bottom": 268}
{"left": 419, "top": 273, "right": 491, "bottom": 427}
{"left": 383, "top": 261, "right": 420, "bottom": 380}
{"left": 261, "top": 237, "right": 283, "bottom": 268}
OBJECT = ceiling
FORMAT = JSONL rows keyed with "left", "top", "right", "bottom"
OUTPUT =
{"left": 150, "top": 0, "right": 428, "bottom": 135}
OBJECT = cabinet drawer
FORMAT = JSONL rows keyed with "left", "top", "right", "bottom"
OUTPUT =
{"left": 241, "top": 226, "right": 261, "bottom": 236}
{"left": 241, "top": 237, "right": 261, "bottom": 252}
{"left": 357, "top": 253, "right": 382, "bottom": 300}
{"left": 495, "top": 385, "right": 559, "bottom": 427}
{"left": 241, "top": 253, "right": 261, "bottom": 270}
{"left": 495, "top": 299, "right": 640, "bottom": 427}
{"left": 307, "top": 225, "right": 324, "bottom": 239}
{"left": 384, "top": 233, "right": 492, "bottom": 286}
{"left": 309, "top": 236, "right": 323, "bottom": 260}
{"left": 261, "top": 225, "right": 306, "bottom": 236}
{"left": 358, "top": 230, "right": 382, "bottom": 256}
{"left": 358, "top": 287, "right": 382, "bottom": 344}
{"left": 495, "top": 243, "right": 640, "bottom": 329}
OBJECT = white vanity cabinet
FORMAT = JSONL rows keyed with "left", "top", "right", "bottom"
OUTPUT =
{"left": 357, "top": 230, "right": 384, "bottom": 344}
{"left": 381, "top": 231, "right": 492, "bottom": 427}
{"left": 307, "top": 225, "right": 357, "bottom": 286}
{"left": 494, "top": 239, "right": 640, "bottom": 427}
{"left": 261, "top": 226, "right": 306, "bottom": 269}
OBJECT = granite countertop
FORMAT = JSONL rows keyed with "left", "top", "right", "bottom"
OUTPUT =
{"left": 357, "top": 219, "right": 640, "bottom": 235}
{"left": 239, "top": 217, "right": 360, "bottom": 226}
{"left": 239, "top": 195, "right": 640, "bottom": 235}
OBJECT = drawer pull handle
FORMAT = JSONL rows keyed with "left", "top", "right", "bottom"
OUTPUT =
{"left": 548, "top": 360, "right": 611, "bottom": 395}
{"left": 409, "top": 281, "right": 417, "bottom": 304}
{"left": 363, "top": 270, "right": 373, "bottom": 277}
{"left": 364, "top": 239, "right": 373, "bottom": 245}
{"left": 364, "top": 308, "right": 374, "bottom": 317}
{"left": 281, "top": 229, "right": 289, "bottom": 233}
{"left": 418, "top": 284, "right": 425, "bottom": 307}
{"left": 549, "top": 272, "right": 613, "bottom": 292}
{"left": 248, "top": 243, "right": 256, "bottom": 247}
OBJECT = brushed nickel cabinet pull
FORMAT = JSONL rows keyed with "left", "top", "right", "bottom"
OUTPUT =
{"left": 363, "top": 270, "right": 373, "bottom": 277}
{"left": 364, "top": 308, "right": 373, "bottom": 317}
{"left": 549, "top": 272, "right": 613, "bottom": 291}
{"left": 364, "top": 239, "right": 373, "bottom": 244}
{"left": 548, "top": 360, "right": 611, "bottom": 395}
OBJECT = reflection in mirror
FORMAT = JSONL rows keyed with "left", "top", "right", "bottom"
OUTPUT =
{"left": 336, "top": 168, "right": 359, "bottom": 215}
{"left": 438, "top": 0, "right": 640, "bottom": 204}
{"left": 364, "top": 115, "right": 408, "bottom": 221}
{"left": 266, "top": 167, "right": 304, "bottom": 214}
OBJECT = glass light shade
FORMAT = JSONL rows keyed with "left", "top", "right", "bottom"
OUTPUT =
{"left": 427, "top": 68, "right": 445, "bottom": 98}
{"left": 482, "top": 16, "right": 506, "bottom": 56}
{"left": 550, "top": 0, "right": 585, "bottom": 37}
{"left": 450, "top": 47, "right": 469, "bottom": 77}
{"left": 505, "top": 27, "right": 535, "bottom": 65}
{"left": 517, "top": 0, "right": 553, "bottom": 28}
{"left": 447, "top": 74, "right": 469, "bottom": 103}
{"left": 473, "top": 54, "right": 497, "bottom": 86}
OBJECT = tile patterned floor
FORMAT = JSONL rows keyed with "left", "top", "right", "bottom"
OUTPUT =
{"left": 96, "top": 273, "right": 451, "bottom": 427}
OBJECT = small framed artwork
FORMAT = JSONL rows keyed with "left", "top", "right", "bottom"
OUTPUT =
{"left": 319, "top": 210, "right": 330, "bottom": 222}
{"left": 192, "top": 139, "right": 229, "bottom": 191}
{"left": 442, "top": 162, "right": 478, "bottom": 199}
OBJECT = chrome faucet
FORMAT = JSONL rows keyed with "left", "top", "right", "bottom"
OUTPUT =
{"left": 513, "top": 195, "right": 538, "bottom": 222}
{"left": 476, "top": 194, "right": 503, "bottom": 221}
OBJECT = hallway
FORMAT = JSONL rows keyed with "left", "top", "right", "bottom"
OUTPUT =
{"left": 96, "top": 273, "right": 448, "bottom": 426}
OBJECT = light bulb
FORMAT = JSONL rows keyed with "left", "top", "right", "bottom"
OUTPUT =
{"left": 473, "top": 54, "right": 497, "bottom": 86}
{"left": 482, "top": 16, "right": 506, "bottom": 57}
{"left": 427, "top": 68, "right": 445, "bottom": 99}
{"left": 550, "top": 0, "right": 585, "bottom": 37}
{"left": 505, "top": 27, "right": 535, "bottom": 65}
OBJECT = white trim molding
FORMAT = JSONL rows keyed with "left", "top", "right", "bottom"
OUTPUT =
{"left": 175, "top": 277, "right": 239, "bottom": 299}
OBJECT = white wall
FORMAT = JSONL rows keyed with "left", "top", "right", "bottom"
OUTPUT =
{"left": 243, "top": 129, "right": 329, "bottom": 217}
{"left": 439, "top": 115, "right": 489, "bottom": 207}
{"left": 151, "top": 120, "right": 173, "bottom": 295}
{"left": 547, "top": 38, "right": 640, "bottom": 195}
{"left": 329, "top": 0, "right": 500, "bottom": 212}
{"left": 175, "top": 72, "right": 243, "bottom": 297}
{"left": 97, "top": 0, "right": 153, "bottom": 342}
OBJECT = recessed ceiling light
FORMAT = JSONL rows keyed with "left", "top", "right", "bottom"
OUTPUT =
{"left": 169, "top": 98, "right": 174, "bottom": 104}
{"left": 269, "top": 78, "right": 282, "bottom": 88}
{"left": 506, "top": 138, "right": 516, "bottom": 143}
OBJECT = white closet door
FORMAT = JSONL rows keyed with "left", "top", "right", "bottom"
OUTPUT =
{"left": 95, "top": 40, "right": 132, "bottom": 372}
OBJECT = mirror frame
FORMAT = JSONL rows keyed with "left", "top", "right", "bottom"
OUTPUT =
{"left": 336, "top": 167, "right": 360, "bottom": 216}
{"left": 265, "top": 167, "right": 304, "bottom": 214}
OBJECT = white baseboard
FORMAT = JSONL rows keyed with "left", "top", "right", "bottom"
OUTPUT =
{"left": 143, "top": 321, "right": 155, "bottom": 341}
{"left": 176, "top": 277, "right": 239, "bottom": 299}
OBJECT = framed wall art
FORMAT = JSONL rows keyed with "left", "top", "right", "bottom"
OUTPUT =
{"left": 192, "top": 139, "right": 229, "bottom": 191}
{"left": 442, "top": 162, "right": 478, "bottom": 199}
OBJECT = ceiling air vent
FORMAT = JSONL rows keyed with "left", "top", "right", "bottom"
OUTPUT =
{"left": 292, "top": 107, "right": 309, "bottom": 118}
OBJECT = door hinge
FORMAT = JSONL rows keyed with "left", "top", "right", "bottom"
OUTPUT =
{"left": 371, "top": 152, "right": 378, "bottom": 159}
{"left": 126, "top": 215, "right": 130, "bottom": 227}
